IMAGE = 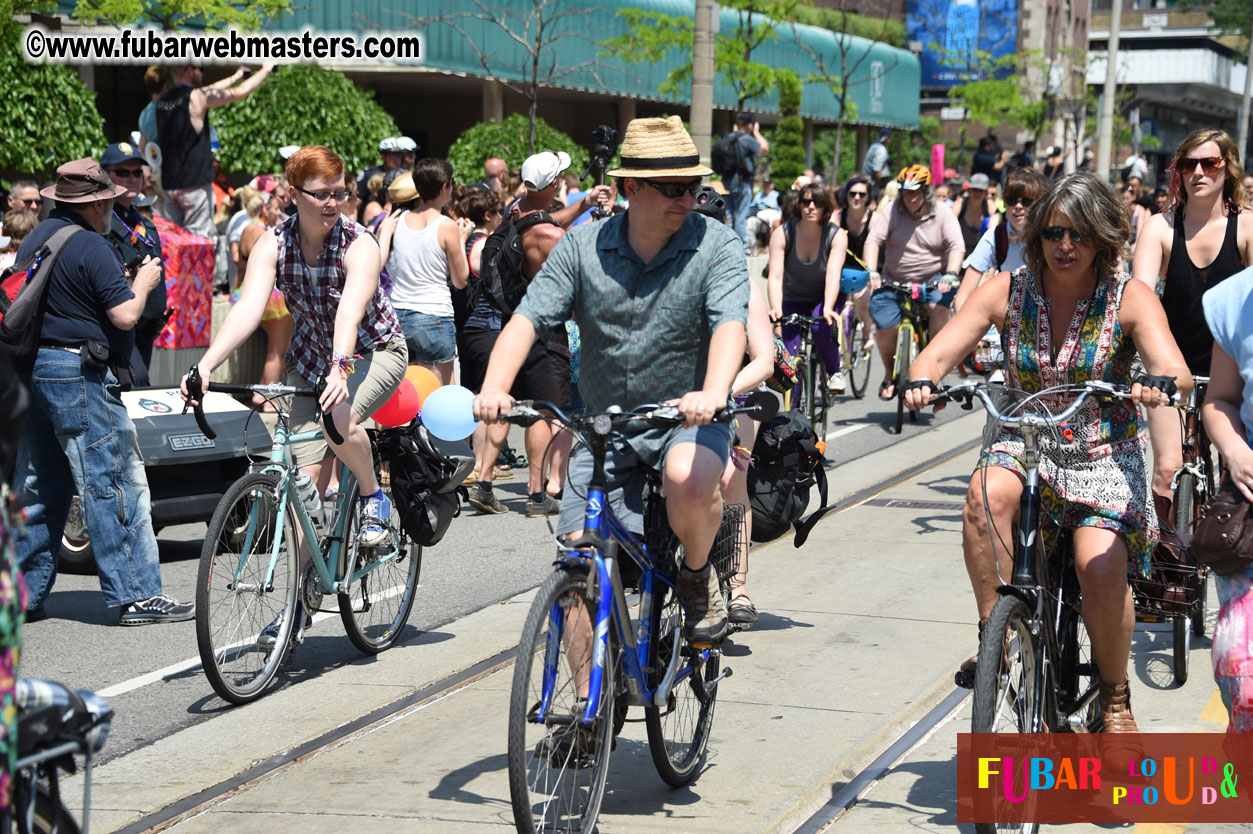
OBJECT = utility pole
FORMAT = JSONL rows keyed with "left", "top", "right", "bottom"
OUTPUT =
{"left": 1239, "top": 12, "right": 1253, "bottom": 167}
{"left": 1095, "top": 0, "right": 1122, "bottom": 180}
{"left": 692, "top": 0, "right": 717, "bottom": 164}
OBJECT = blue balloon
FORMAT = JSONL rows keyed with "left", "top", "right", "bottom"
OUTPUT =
{"left": 420, "top": 384, "right": 480, "bottom": 441}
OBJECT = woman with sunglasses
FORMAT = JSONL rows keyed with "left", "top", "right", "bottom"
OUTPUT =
{"left": 953, "top": 168, "right": 1045, "bottom": 311}
{"left": 184, "top": 145, "right": 407, "bottom": 554}
{"left": 905, "top": 171, "right": 1190, "bottom": 732}
{"left": 1133, "top": 129, "right": 1253, "bottom": 519}
{"left": 838, "top": 175, "right": 877, "bottom": 350}
{"left": 766, "top": 180, "right": 850, "bottom": 394}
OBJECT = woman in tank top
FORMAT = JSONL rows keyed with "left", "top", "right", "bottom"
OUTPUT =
{"left": 378, "top": 158, "right": 473, "bottom": 384}
{"left": 838, "top": 175, "right": 877, "bottom": 351}
{"left": 1133, "top": 128, "right": 1253, "bottom": 516}
{"left": 766, "top": 181, "right": 849, "bottom": 393}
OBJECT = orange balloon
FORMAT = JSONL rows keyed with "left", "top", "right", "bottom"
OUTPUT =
{"left": 405, "top": 365, "right": 443, "bottom": 409}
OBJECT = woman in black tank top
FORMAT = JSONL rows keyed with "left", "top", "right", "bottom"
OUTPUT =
{"left": 1161, "top": 204, "right": 1243, "bottom": 375}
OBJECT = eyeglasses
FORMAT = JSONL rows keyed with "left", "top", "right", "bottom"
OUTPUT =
{"left": 295, "top": 186, "right": 350, "bottom": 204}
{"left": 641, "top": 179, "right": 701, "bottom": 198}
{"left": 1006, "top": 196, "right": 1034, "bottom": 208}
{"left": 1041, "top": 225, "right": 1086, "bottom": 244}
{"left": 1179, "top": 156, "right": 1224, "bottom": 175}
{"left": 847, "top": 191, "right": 868, "bottom": 199}
{"left": 800, "top": 197, "right": 819, "bottom": 207}
{"left": 109, "top": 168, "right": 144, "bottom": 179}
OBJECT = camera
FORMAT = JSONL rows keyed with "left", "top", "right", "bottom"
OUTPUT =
{"left": 581, "top": 125, "right": 621, "bottom": 220}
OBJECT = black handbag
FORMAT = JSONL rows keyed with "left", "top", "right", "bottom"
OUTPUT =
{"left": 1192, "top": 476, "right": 1253, "bottom": 575}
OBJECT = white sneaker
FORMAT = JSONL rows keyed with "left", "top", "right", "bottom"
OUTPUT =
{"left": 827, "top": 371, "right": 847, "bottom": 394}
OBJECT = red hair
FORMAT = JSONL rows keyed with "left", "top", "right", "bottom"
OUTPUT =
{"left": 285, "top": 146, "right": 344, "bottom": 189}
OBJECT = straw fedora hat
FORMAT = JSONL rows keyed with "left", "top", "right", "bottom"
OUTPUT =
{"left": 388, "top": 172, "right": 418, "bottom": 204}
{"left": 607, "top": 116, "right": 712, "bottom": 179}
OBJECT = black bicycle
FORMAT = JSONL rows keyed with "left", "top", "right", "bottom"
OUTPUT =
{"left": 884, "top": 276, "right": 953, "bottom": 434}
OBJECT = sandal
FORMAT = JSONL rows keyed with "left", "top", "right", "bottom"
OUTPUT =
{"left": 878, "top": 379, "right": 896, "bottom": 401}
{"left": 727, "top": 595, "right": 758, "bottom": 626}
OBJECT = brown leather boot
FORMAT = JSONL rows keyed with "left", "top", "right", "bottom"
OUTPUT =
{"left": 1153, "top": 492, "right": 1174, "bottom": 535}
{"left": 1099, "top": 678, "right": 1139, "bottom": 733}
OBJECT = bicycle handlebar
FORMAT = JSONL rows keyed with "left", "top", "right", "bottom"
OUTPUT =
{"left": 502, "top": 391, "right": 779, "bottom": 435}
{"left": 925, "top": 379, "right": 1178, "bottom": 428}
{"left": 879, "top": 275, "right": 960, "bottom": 293}
{"left": 183, "top": 367, "right": 345, "bottom": 446}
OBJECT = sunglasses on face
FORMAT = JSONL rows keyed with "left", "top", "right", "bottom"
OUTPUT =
{"left": 1179, "top": 156, "right": 1224, "bottom": 175}
{"left": 1041, "top": 225, "right": 1086, "bottom": 244}
{"left": 295, "top": 186, "right": 350, "bottom": 204}
{"left": 847, "top": 191, "right": 868, "bottom": 199}
{"left": 1006, "top": 196, "right": 1034, "bottom": 208}
{"left": 19, "top": 198, "right": 41, "bottom": 207}
{"left": 110, "top": 168, "right": 144, "bottom": 179}
{"left": 641, "top": 179, "right": 702, "bottom": 198}
{"left": 800, "top": 197, "right": 819, "bottom": 207}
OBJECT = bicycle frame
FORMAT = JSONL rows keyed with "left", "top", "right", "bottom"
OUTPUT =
{"left": 1173, "top": 376, "right": 1214, "bottom": 511}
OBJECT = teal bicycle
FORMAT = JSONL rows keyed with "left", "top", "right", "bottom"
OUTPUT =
{"left": 185, "top": 368, "right": 424, "bottom": 705}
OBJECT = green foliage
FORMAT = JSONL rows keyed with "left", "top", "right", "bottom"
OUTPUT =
{"left": 1194, "top": 0, "right": 1253, "bottom": 45}
{"left": 767, "top": 116, "right": 807, "bottom": 184}
{"left": 447, "top": 114, "right": 589, "bottom": 185}
{"left": 788, "top": 3, "right": 905, "bottom": 47}
{"left": 777, "top": 68, "right": 801, "bottom": 115}
{"left": 604, "top": 0, "right": 800, "bottom": 110}
{"left": 73, "top": 0, "right": 292, "bottom": 30}
{"left": 0, "top": 25, "right": 106, "bottom": 176}
{"left": 897, "top": 116, "right": 942, "bottom": 169}
{"left": 812, "top": 127, "right": 857, "bottom": 182}
{"left": 212, "top": 64, "right": 397, "bottom": 177}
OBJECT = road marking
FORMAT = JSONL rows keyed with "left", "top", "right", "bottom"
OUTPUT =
{"left": 1199, "top": 686, "right": 1228, "bottom": 726}
{"left": 825, "top": 422, "right": 870, "bottom": 442}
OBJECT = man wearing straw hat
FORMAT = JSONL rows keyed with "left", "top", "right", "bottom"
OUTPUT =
{"left": 475, "top": 116, "right": 749, "bottom": 643}
{"left": 12, "top": 158, "right": 195, "bottom": 625}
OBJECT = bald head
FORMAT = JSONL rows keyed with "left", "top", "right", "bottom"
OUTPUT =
{"left": 484, "top": 158, "right": 507, "bottom": 191}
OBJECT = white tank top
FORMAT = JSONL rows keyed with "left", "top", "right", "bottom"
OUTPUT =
{"left": 387, "top": 212, "right": 454, "bottom": 317}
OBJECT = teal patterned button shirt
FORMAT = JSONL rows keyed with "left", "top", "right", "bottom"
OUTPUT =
{"left": 514, "top": 210, "right": 749, "bottom": 460}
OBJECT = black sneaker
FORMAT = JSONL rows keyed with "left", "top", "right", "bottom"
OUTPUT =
{"left": 119, "top": 594, "right": 194, "bottom": 626}
{"left": 677, "top": 564, "right": 728, "bottom": 644}
{"left": 525, "top": 494, "right": 561, "bottom": 518}
{"left": 467, "top": 484, "right": 507, "bottom": 514}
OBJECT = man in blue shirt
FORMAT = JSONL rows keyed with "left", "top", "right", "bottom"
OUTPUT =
{"left": 12, "top": 158, "right": 193, "bottom": 626}
{"left": 474, "top": 116, "right": 749, "bottom": 643}
{"left": 726, "top": 113, "right": 769, "bottom": 252}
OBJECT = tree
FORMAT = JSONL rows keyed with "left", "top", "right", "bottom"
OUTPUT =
{"left": 604, "top": 0, "right": 800, "bottom": 111}
{"left": 406, "top": 0, "right": 619, "bottom": 155}
{"left": 446, "top": 114, "right": 588, "bottom": 186}
{"left": 72, "top": 0, "right": 292, "bottom": 30}
{"left": 212, "top": 65, "right": 398, "bottom": 177}
{"left": 766, "top": 70, "right": 805, "bottom": 183}
{"left": 0, "top": 11, "right": 107, "bottom": 176}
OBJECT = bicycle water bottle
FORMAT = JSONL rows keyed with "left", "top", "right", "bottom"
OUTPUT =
{"left": 294, "top": 471, "right": 324, "bottom": 535}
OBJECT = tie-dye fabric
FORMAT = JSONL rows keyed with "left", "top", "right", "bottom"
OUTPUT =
{"left": 1214, "top": 566, "right": 1253, "bottom": 732}
{"left": 0, "top": 496, "right": 26, "bottom": 811}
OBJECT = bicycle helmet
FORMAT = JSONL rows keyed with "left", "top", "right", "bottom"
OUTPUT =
{"left": 693, "top": 186, "right": 728, "bottom": 222}
{"left": 896, "top": 164, "right": 931, "bottom": 190}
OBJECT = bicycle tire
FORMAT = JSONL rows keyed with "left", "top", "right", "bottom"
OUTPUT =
{"left": 508, "top": 567, "right": 614, "bottom": 834}
{"left": 1057, "top": 592, "right": 1101, "bottom": 733}
{"left": 1172, "top": 613, "right": 1191, "bottom": 685}
{"left": 645, "top": 582, "right": 720, "bottom": 786}
{"left": 337, "top": 481, "right": 421, "bottom": 654}
{"left": 1174, "top": 472, "right": 1197, "bottom": 536}
{"left": 806, "top": 345, "right": 825, "bottom": 431}
{"left": 893, "top": 324, "right": 913, "bottom": 434}
{"left": 848, "top": 317, "right": 871, "bottom": 399}
{"left": 1192, "top": 568, "right": 1208, "bottom": 637}
{"left": 971, "top": 596, "right": 1042, "bottom": 834}
{"left": 196, "top": 471, "right": 299, "bottom": 705}
{"left": 14, "top": 775, "right": 80, "bottom": 834}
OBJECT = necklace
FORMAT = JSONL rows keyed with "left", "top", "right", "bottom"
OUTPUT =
{"left": 112, "top": 208, "right": 154, "bottom": 248}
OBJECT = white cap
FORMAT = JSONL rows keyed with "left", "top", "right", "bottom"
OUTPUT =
{"left": 521, "top": 150, "right": 571, "bottom": 191}
{"left": 396, "top": 136, "right": 417, "bottom": 152}
{"left": 379, "top": 137, "right": 402, "bottom": 152}
{"left": 279, "top": 145, "right": 301, "bottom": 161}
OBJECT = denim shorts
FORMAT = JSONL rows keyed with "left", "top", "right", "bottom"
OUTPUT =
{"left": 396, "top": 309, "right": 457, "bottom": 365}
{"left": 869, "top": 282, "right": 945, "bottom": 329}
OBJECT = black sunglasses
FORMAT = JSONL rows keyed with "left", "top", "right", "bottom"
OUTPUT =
{"left": 641, "top": 179, "right": 701, "bottom": 198}
{"left": 1041, "top": 225, "right": 1085, "bottom": 244}
{"left": 847, "top": 190, "right": 868, "bottom": 199}
{"left": 1006, "top": 196, "right": 1034, "bottom": 208}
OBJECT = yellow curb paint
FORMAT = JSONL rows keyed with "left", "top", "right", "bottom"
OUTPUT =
{"left": 1199, "top": 686, "right": 1229, "bottom": 726}
{"left": 1131, "top": 825, "right": 1188, "bottom": 834}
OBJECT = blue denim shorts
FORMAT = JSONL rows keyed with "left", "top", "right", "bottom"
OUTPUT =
{"left": 396, "top": 309, "right": 457, "bottom": 365}
{"left": 869, "top": 282, "right": 945, "bottom": 329}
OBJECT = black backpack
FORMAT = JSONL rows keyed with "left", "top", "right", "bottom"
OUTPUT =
{"left": 746, "top": 410, "right": 828, "bottom": 543}
{"left": 0, "top": 226, "right": 83, "bottom": 373}
{"left": 710, "top": 131, "right": 744, "bottom": 180}
{"left": 470, "top": 210, "right": 559, "bottom": 317}
{"left": 375, "top": 422, "right": 474, "bottom": 547}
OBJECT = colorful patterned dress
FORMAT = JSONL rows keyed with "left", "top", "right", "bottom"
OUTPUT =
{"left": 979, "top": 267, "right": 1158, "bottom": 578}
{"left": 0, "top": 494, "right": 26, "bottom": 813}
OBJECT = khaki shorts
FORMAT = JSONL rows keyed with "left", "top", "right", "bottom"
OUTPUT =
{"left": 285, "top": 335, "right": 408, "bottom": 468}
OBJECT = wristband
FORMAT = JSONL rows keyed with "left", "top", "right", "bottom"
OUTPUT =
{"left": 868, "top": 270, "right": 882, "bottom": 284}
{"left": 942, "top": 272, "right": 957, "bottom": 281}
{"left": 330, "top": 352, "right": 362, "bottom": 375}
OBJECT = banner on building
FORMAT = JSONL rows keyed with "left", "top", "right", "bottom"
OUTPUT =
{"left": 906, "top": 0, "right": 1020, "bottom": 89}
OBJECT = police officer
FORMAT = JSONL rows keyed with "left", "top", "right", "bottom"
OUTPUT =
{"left": 102, "top": 141, "right": 167, "bottom": 379}
{"left": 14, "top": 158, "right": 194, "bottom": 625}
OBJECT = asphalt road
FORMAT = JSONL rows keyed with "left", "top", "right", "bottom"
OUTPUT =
{"left": 21, "top": 350, "right": 969, "bottom": 767}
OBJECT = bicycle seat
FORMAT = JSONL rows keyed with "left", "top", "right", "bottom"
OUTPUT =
{"left": 16, "top": 678, "right": 113, "bottom": 759}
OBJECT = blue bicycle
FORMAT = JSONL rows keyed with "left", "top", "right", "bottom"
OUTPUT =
{"left": 503, "top": 396, "right": 772, "bottom": 834}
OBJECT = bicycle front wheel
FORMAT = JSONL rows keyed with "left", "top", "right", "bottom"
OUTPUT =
{"left": 848, "top": 316, "right": 872, "bottom": 399}
{"left": 508, "top": 567, "right": 615, "bottom": 834}
{"left": 893, "top": 324, "right": 915, "bottom": 435}
{"left": 337, "top": 482, "right": 421, "bottom": 654}
{"left": 196, "top": 472, "right": 299, "bottom": 705}
{"left": 645, "top": 583, "right": 720, "bottom": 786}
{"left": 1174, "top": 471, "right": 1197, "bottom": 536}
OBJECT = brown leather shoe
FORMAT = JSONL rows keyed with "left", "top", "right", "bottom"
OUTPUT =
{"left": 954, "top": 618, "right": 987, "bottom": 689}
{"left": 1099, "top": 678, "right": 1139, "bottom": 733}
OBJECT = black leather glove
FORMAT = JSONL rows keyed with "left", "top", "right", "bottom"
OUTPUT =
{"left": 1132, "top": 374, "right": 1178, "bottom": 399}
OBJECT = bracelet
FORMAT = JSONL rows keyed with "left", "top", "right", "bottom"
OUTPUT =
{"left": 330, "top": 352, "right": 362, "bottom": 375}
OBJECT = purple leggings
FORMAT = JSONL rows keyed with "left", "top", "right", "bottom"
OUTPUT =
{"left": 781, "top": 298, "right": 843, "bottom": 374}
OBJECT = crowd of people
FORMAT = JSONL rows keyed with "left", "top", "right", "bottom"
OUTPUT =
{"left": 3, "top": 59, "right": 1253, "bottom": 753}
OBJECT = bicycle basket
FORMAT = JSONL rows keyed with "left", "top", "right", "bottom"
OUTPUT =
{"left": 708, "top": 502, "right": 747, "bottom": 587}
{"left": 1129, "top": 538, "right": 1199, "bottom": 619}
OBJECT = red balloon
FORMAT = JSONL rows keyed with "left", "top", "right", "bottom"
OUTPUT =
{"left": 372, "top": 380, "right": 419, "bottom": 427}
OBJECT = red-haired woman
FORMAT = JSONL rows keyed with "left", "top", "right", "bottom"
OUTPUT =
{"left": 1133, "top": 128, "right": 1253, "bottom": 522}
{"left": 184, "top": 146, "right": 407, "bottom": 564}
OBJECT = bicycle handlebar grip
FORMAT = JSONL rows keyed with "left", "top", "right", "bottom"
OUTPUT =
{"left": 184, "top": 366, "right": 217, "bottom": 440}
{"left": 314, "top": 375, "right": 345, "bottom": 446}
